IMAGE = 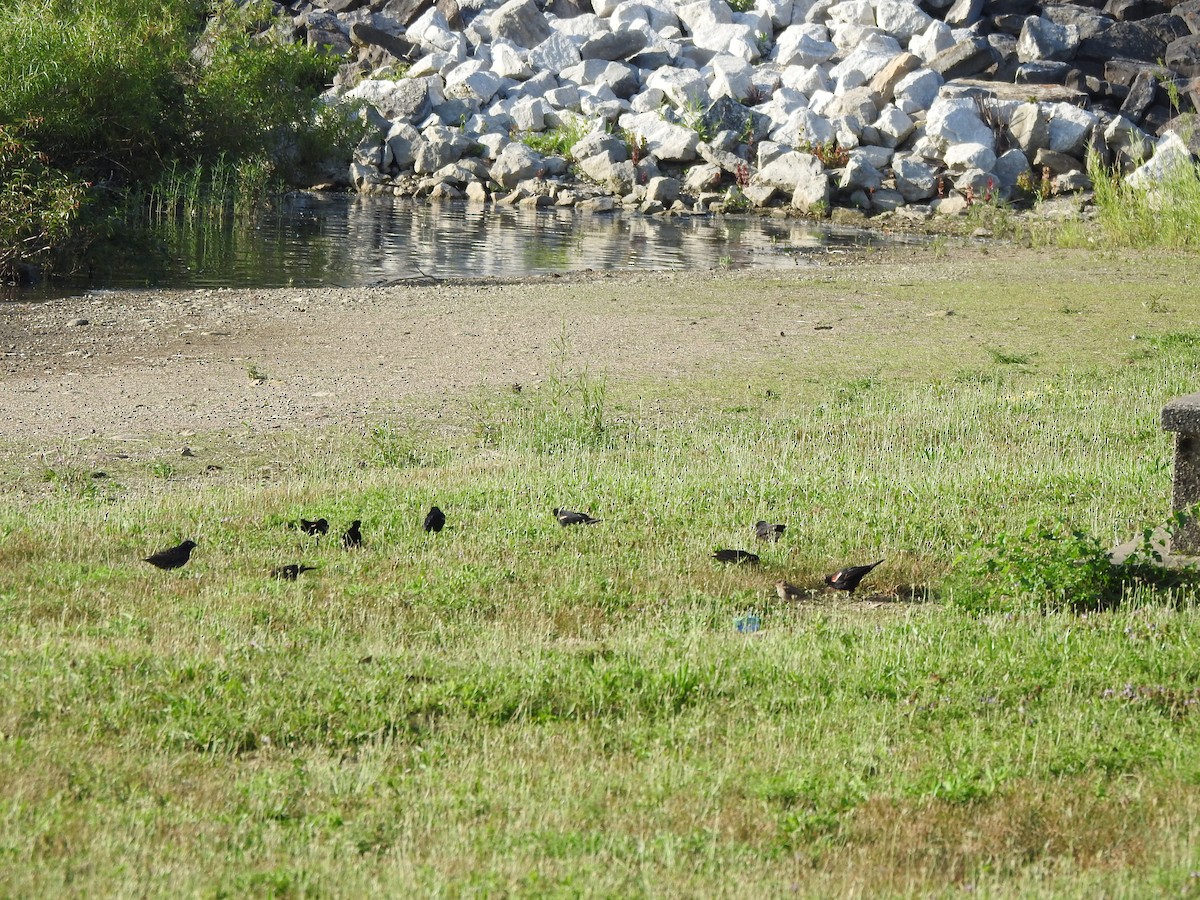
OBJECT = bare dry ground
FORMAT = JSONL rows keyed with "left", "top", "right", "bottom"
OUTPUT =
{"left": 2, "top": 244, "right": 1197, "bottom": 445}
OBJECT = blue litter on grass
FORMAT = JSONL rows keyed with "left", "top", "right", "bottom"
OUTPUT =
{"left": 735, "top": 614, "right": 761, "bottom": 633}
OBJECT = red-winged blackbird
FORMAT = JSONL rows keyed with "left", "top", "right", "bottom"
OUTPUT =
{"left": 424, "top": 505, "right": 446, "bottom": 533}
{"left": 775, "top": 580, "right": 803, "bottom": 601}
{"left": 713, "top": 549, "right": 760, "bottom": 564}
{"left": 144, "top": 539, "right": 197, "bottom": 570}
{"left": 272, "top": 564, "right": 317, "bottom": 580}
{"left": 294, "top": 517, "right": 328, "bottom": 536}
{"left": 825, "top": 559, "right": 884, "bottom": 594}
{"left": 341, "top": 520, "right": 363, "bottom": 548}
{"left": 755, "top": 520, "right": 786, "bottom": 541}
{"left": 554, "top": 507, "right": 600, "bottom": 526}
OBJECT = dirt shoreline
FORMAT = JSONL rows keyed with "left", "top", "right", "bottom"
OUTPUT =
{"left": 1, "top": 245, "right": 1194, "bottom": 445}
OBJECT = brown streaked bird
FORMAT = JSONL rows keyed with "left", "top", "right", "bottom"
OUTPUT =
{"left": 424, "top": 505, "right": 446, "bottom": 533}
{"left": 143, "top": 539, "right": 197, "bottom": 571}
{"left": 341, "top": 520, "right": 363, "bottom": 548}
{"left": 272, "top": 564, "right": 317, "bottom": 581}
{"left": 775, "top": 580, "right": 804, "bottom": 601}
{"left": 554, "top": 507, "right": 601, "bottom": 526}
{"left": 755, "top": 520, "right": 786, "bottom": 542}
{"left": 825, "top": 559, "right": 884, "bottom": 594}
{"left": 713, "top": 549, "right": 760, "bottom": 564}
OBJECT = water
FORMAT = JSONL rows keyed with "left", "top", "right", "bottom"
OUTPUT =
{"left": 3, "top": 194, "right": 901, "bottom": 302}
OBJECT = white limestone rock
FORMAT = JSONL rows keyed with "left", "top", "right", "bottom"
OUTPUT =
{"left": 491, "top": 141, "right": 545, "bottom": 187}
{"left": 491, "top": 40, "right": 534, "bottom": 80}
{"left": 894, "top": 68, "right": 942, "bottom": 110}
{"left": 944, "top": 141, "right": 996, "bottom": 171}
{"left": 874, "top": 0, "right": 934, "bottom": 42}
{"left": 872, "top": 105, "right": 915, "bottom": 148}
{"left": 993, "top": 147, "right": 1032, "bottom": 191}
{"left": 909, "top": 20, "right": 955, "bottom": 62}
{"left": 772, "top": 26, "right": 837, "bottom": 67}
{"left": 646, "top": 68, "right": 708, "bottom": 109}
{"left": 839, "top": 151, "right": 882, "bottom": 190}
{"left": 1126, "top": 132, "right": 1192, "bottom": 190}
{"left": 708, "top": 54, "right": 755, "bottom": 100}
{"left": 1046, "top": 103, "right": 1097, "bottom": 157}
{"left": 925, "top": 97, "right": 995, "bottom": 151}
{"left": 529, "top": 32, "right": 582, "bottom": 71}
{"left": 892, "top": 154, "right": 938, "bottom": 201}
{"left": 619, "top": 111, "right": 700, "bottom": 161}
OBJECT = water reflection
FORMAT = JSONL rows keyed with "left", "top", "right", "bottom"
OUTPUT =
{"left": 4, "top": 194, "right": 900, "bottom": 302}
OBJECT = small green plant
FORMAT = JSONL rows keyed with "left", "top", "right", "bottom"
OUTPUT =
{"left": 986, "top": 347, "right": 1034, "bottom": 366}
{"left": 620, "top": 129, "right": 648, "bottom": 166}
{"left": 726, "top": 0, "right": 754, "bottom": 10}
{"left": 673, "top": 96, "right": 713, "bottom": 142}
{"left": 519, "top": 118, "right": 589, "bottom": 160}
{"left": 150, "top": 461, "right": 175, "bottom": 480}
{"left": 949, "top": 512, "right": 1197, "bottom": 613}
{"left": 796, "top": 138, "right": 849, "bottom": 169}
{"left": 723, "top": 186, "right": 750, "bottom": 212}
{"left": 1015, "top": 166, "right": 1054, "bottom": 203}
{"left": 247, "top": 363, "right": 268, "bottom": 383}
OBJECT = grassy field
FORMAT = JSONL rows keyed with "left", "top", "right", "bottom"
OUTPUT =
{"left": 3, "top": 251, "right": 1200, "bottom": 895}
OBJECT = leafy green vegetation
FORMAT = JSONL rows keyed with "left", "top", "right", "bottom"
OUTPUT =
{"left": 517, "top": 116, "right": 589, "bottom": 160}
{"left": 1088, "top": 148, "right": 1200, "bottom": 249}
{"left": 0, "top": 0, "right": 355, "bottom": 275}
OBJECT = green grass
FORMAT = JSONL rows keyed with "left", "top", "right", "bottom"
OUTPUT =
{"left": 3, "top": 265, "right": 1200, "bottom": 893}
{"left": 518, "top": 116, "right": 589, "bottom": 160}
{"left": 1089, "top": 148, "right": 1200, "bottom": 249}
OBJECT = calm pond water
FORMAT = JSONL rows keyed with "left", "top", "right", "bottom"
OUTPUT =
{"left": 3, "top": 194, "right": 904, "bottom": 302}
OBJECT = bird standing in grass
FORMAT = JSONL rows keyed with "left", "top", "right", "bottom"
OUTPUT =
{"left": 272, "top": 564, "right": 317, "bottom": 581}
{"left": 554, "top": 507, "right": 600, "bottom": 526}
{"left": 713, "top": 549, "right": 760, "bottom": 564}
{"left": 341, "top": 520, "right": 363, "bottom": 548}
{"left": 825, "top": 559, "right": 883, "bottom": 594}
{"left": 755, "top": 520, "right": 786, "bottom": 542}
{"left": 775, "top": 580, "right": 803, "bottom": 601}
{"left": 143, "top": 539, "right": 197, "bottom": 571}
{"left": 424, "top": 505, "right": 446, "bottom": 533}
{"left": 296, "top": 517, "right": 328, "bottom": 536}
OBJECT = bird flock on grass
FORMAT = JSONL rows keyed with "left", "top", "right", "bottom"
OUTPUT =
{"left": 142, "top": 504, "right": 884, "bottom": 602}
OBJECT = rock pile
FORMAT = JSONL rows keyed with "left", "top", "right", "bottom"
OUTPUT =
{"left": 275, "top": 0, "right": 1200, "bottom": 217}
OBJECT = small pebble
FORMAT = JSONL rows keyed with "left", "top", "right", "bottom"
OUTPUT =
{"left": 67, "top": 318, "right": 89, "bottom": 327}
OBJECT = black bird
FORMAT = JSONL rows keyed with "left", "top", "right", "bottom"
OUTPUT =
{"left": 295, "top": 517, "right": 328, "bottom": 536}
{"left": 554, "top": 507, "right": 600, "bottom": 526}
{"left": 755, "top": 520, "right": 786, "bottom": 542}
{"left": 272, "top": 564, "right": 317, "bottom": 581}
{"left": 713, "top": 549, "right": 760, "bottom": 564}
{"left": 775, "top": 580, "right": 804, "bottom": 601}
{"left": 341, "top": 520, "right": 363, "bottom": 548}
{"left": 825, "top": 559, "right": 884, "bottom": 594}
{"left": 424, "top": 505, "right": 446, "bottom": 533}
{"left": 143, "top": 539, "right": 197, "bottom": 571}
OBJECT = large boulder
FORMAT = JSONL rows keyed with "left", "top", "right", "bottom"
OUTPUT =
{"left": 491, "top": 141, "right": 546, "bottom": 187}
{"left": 925, "top": 97, "right": 996, "bottom": 150}
{"left": 1016, "top": 16, "right": 1080, "bottom": 62}
{"left": 487, "top": 0, "right": 553, "bottom": 48}
{"left": 619, "top": 111, "right": 700, "bottom": 161}
{"left": 343, "top": 76, "right": 444, "bottom": 122}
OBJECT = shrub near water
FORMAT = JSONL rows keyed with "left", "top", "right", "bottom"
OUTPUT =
{"left": 0, "top": 0, "right": 351, "bottom": 274}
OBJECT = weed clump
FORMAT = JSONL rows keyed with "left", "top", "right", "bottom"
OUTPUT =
{"left": 949, "top": 512, "right": 1197, "bottom": 614}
